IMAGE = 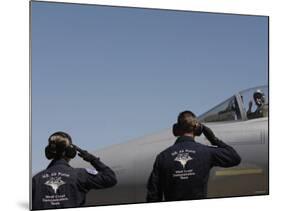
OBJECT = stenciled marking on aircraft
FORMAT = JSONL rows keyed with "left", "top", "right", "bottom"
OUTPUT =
{"left": 215, "top": 168, "right": 263, "bottom": 176}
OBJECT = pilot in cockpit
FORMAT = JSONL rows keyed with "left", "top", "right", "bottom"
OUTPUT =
{"left": 247, "top": 89, "right": 268, "bottom": 119}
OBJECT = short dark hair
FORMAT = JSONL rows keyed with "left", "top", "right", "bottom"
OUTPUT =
{"left": 47, "top": 131, "right": 72, "bottom": 159}
{"left": 177, "top": 111, "right": 197, "bottom": 133}
{"left": 48, "top": 131, "right": 72, "bottom": 145}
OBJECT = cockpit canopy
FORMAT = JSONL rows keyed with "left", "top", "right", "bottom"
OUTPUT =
{"left": 198, "top": 85, "right": 268, "bottom": 123}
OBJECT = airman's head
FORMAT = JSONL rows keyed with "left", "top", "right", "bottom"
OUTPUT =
{"left": 173, "top": 111, "right": 202, "bottom": 137}
{"left": 253, "top": 89, "right": 265, "bottom": 107}
{"left": 45, "top": 131, "right": 76, "bottom": 161}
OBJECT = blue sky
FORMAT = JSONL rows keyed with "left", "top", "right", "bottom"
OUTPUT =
{"left": 31, "top": 2, "right": 268, "bottom": 173}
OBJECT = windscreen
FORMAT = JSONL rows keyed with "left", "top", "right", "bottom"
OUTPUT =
{"left": 199, "top": 96, "right": 241, "bottom": 122}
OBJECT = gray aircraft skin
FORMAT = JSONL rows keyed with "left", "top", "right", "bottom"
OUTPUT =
{"left": 71, "top": 85, "right": 269, "bottom": 206}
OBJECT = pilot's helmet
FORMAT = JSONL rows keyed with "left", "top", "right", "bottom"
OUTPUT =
{"left": 253, "top": 89, "right": 265, "bottom": 105}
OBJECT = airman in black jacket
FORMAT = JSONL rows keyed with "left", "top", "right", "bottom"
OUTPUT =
{"left": 146, "top": 111, "right": 241, "bottom": 202}
{"left": 32, "top": 131, "right": 117, "bottom": 210}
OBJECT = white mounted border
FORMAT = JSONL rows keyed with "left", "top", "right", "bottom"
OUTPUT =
{"left": 0, "top": 1, "right": 280, "bottom": 211}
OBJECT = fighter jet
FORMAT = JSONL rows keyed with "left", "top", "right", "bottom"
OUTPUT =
{"left": 71, "top": 85, "right": 269, "bottom": 206}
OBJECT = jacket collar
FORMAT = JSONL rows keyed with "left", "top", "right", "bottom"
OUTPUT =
{"left": 47, "top": 159, "right": 70, "bottom": 169}
{"left": 174, "top": 135, "right": 195, "bottom": 145}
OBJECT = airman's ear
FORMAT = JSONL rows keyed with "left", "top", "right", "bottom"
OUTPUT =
{"left": 194, "top": 121, "right": 203, "bottom": 136}
{"left": 173, "top": 123, "right": 182, "bottom": 137}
